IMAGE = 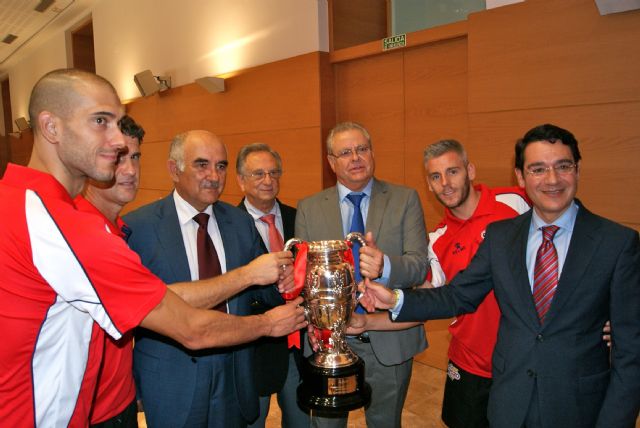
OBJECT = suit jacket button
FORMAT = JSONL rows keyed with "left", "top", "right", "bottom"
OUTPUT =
{"left": 536, "top": 334, "right": 543, "bottom": 342}
{"left": 527, "top": 369, "right": 536, "bottom": 377}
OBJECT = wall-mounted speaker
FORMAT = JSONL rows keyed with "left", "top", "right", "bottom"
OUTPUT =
{"left": 196, "top": 76, "right": 226, "bottom": 93}
{"left": 15, "top": 117, "right": 30, "bottom": 131}
{"left": 134, "top": 70, "right": 160, "bottom": 96}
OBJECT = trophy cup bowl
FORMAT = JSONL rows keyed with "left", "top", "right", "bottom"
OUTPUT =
{"left": 285, "top": 233, "right": 371, "bottom": 414}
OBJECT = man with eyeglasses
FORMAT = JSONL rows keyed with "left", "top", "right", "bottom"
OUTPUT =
{"left": 296, "top": 121, "right": 428, "bottom": 427}
{"left": 123, "top": 131, "right": 295, "bottom": 427}
{"left": 236, "top": 143, "right": 309, "bottom": 428}
{"left": 360, "top": 124, "right": 640, "bottom": 428}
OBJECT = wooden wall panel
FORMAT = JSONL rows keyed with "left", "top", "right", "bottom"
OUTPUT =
{"left": 467, "top": 101, "right": 640, "bottom": 230}
{"left": 221, "top": 127, "right": 325, "bottom": 207}
{"left": 126, "top": 52, "right": 323, "bottom": 144}
{"left": 404, "top": 37, "right": 469, "bottom": 231}
{"left": 330, "top": 0, "right": 387, "bottom": 51}
{"left": 335, "top": 51, "right": 405, "bottom": 185}
{"left": 468, "top": 0, "right": 640, "bottom": 113}
{"left": 125, "top": 52, "right": 332, "bottom": 214}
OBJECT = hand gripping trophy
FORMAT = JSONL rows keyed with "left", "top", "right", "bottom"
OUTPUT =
{"left": 284, "top": 232, "right": 371, "bottom": 414}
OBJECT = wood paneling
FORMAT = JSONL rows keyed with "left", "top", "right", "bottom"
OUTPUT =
{"left": 330, "top": 0, "right": 387, "bottom": 51}
{"left": 127, "top": 52, "right": 323, "bottom": 144}
{"left": 335, "top": 51, "right": 405, "bottom": 184}
{"left": 127, "top": 52, "right": 332, "bottom": 212}
{"left": 468, "top": 0, "right": 640, "bottom": 113}
{"left": 467, "top": 102, "right": 640, "bottom": 229}
{"left": 404, "top": 37, "right": 469, "bottom": 231}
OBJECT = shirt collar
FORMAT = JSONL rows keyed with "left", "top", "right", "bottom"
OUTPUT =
{"left": 531, "top": 200, "right": 579, "bottom": 232}
{"left": 243, "top": 198, "right": 280, "bottom": 219}
{"left": 173, "top": 190, "right": 214, "bottom": 226}
{"left": 337, "top": 179, "right": 373, "bottom": 202}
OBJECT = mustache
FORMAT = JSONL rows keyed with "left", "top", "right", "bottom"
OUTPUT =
{"left": 201, "top": 180, "right": 220, "bottom": 189}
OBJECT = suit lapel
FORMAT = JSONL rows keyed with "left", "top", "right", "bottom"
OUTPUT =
{"left": 279, "top": 200, "right": 297, "bottom": 241}
{"left": 543, "top": 204, "right": 601, "bottom": 327}
{"left": 366, "top": 179, "right": 389, "bottom": 239}
{"left": 508, "top": 212, "right": 541, "bottom": 328}
{"left": 157, "top": 195, "right": 191, "bottom": 281}
{"left": 213, "top": 202, "right": 240, "bottom": 313}
{"left": 321, "top": 188, "right": 345, "bottom": 239}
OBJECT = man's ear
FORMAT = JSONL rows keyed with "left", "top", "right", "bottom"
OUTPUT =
{"left": 167, "top": 159, "right": 180, "bottom": 182}
{"left": 515, "top": 168, "right": 525, "bottom": 188}
{"left": 236, "top": 174, "right": 246, "bottom": 192}
{"left": 467, "top": 162, "right": 476, "bottom": 181}
{"left": 38, "top": 111, "right": 60, "bottom": 143}
{"left": 327, "top": 155, "right": 337, "bottom": 174}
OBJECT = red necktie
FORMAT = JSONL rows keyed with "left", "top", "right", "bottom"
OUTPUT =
{"left": 259, "top": 214, "right": 284, "bottom": 252}
{"left": 193, "top": 213, "right": 226, "bottom": 313}
{"left": 533, "top": 225, "right": 560, "bottom": 323}
{"left": 260, "top": 213, "right": 300, "bottom": 348}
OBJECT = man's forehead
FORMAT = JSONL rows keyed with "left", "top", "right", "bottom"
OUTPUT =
{"left": 334, "top": 129, "right": 366, "bottom": 145}
{"left": 123, "top": 135, "right": 140, "bottom": 151}
{"left": 427, "top": 151, "right": 464, "bottom": 169}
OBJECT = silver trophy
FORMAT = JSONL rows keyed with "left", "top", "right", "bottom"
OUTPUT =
{"left": 284, "top": 232, "right": 371, "bottom": 413}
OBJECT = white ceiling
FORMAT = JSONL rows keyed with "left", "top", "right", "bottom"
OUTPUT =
{"left": 0, "top": 0, "right": 97, "bottom": 77}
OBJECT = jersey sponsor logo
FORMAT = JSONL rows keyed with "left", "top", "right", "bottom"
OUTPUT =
{"left": 452, "top": 242, "right": 466, "bottom": 255}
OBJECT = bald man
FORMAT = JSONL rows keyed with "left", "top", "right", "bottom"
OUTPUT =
{"left": 0, "top": 69, "right": 306, "bottom": 427}
{"left": 123, "top": 130, "right": 283, "bottom": 427}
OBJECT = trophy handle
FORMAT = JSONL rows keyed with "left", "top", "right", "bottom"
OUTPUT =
{"left": 345, "top": 232, "right": 366, "bottom": 248}
{"left": 284, "top": 237, "right": 303, "bottom": 253}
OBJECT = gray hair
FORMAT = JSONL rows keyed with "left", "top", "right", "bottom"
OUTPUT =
{"left": 326, "top": 121, "right": 372, "bottom": 154}
{"left": 169, "top": 132, "right": 189, "bottom": 172}
{"left": 236, "top": 142, "right": 282, "bottom": 175}
{"left": 423, "top": 139, "right": 468, "bottom": 164}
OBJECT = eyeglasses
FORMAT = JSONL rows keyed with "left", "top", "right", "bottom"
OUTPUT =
{"left": 244, "top": 169, "right": 282, "bottom": 181}
{"left": 525, "top": 162, "right": 577, "bottom": 177}
{"left": 330, "top": 145, "right": 371, "bottom": 159}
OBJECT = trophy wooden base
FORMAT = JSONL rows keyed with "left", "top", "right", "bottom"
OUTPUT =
{"left": 297, "top": 356, "right": 371, "bottom": 415}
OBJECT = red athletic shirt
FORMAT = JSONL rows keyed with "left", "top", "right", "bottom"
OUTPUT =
{"left": 74, "top": 195, "right": 136, "bottom": 424}
{"left": 0, "top": 164, "right": 166, "bottom": 427}
{"left": 428, "top": 184, "right": 529, "bottom": 378}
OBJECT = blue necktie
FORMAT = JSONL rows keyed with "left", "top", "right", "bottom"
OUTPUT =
{"left": 347, "top": 193, "right": 366, "bottom": 314}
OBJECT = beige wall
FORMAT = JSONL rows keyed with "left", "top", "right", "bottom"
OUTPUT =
{"left": 4, "top": 0, "right": 329, "bottom": 130}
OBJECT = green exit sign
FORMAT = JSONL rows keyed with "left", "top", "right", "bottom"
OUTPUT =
{"left": 383, "top": 34, "right": 406, "bottom": 51}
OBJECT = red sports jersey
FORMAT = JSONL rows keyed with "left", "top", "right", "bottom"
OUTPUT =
{"left": 428, "top": 184, "right": 529, "bottom": 378}
{"left": 0, "top": 164, "right": 166, "bottom": 427}
{"left": 74, "top": 196, "right": 137, "bottom": 424}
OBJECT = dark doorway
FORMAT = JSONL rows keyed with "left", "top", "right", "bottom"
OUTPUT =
{"left": 72, "top": 19, "right": 95, "bottom": 73}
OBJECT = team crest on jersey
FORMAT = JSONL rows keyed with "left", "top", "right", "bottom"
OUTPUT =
{"left": 447, "top": 363, "right": 461, "bottom": 381}
{"left": 452, "top": 242, "right": 466, "bottom": 254}
{"left": 481, "top": 230, "right": 486, "bottom": 240}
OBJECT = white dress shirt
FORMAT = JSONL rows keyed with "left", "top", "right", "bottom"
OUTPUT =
{"left": 172, "top": 190, "right": 227, "bottom": 281}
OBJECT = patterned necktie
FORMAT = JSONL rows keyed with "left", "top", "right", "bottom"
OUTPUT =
{"left": 193, "top": 213, "right": 226, "bottom": 313}
{"left": 259, "top": 214, "right": 284, "bottom": 252}
{"left": 533, "top": 225, "right": 560, "bottom": 323}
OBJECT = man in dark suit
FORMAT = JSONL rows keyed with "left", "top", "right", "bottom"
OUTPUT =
{"left": 124, "top": 130, "right": 289, "bottom": 427}
{"left": 236, "top": 142, "right": 309, "bottom": 428}
{"left": 296, "top": 122, "right": 429, "bottom": 427}
{"left": 361, "top": 124, "right": 640, "bottom": 428}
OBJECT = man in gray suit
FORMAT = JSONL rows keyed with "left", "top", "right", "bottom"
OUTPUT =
{"left": 361, "top": 124, "right": 640, "bottom": 428}
{"left": 295, "top": 122, "right": 429, "bottom": 427}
